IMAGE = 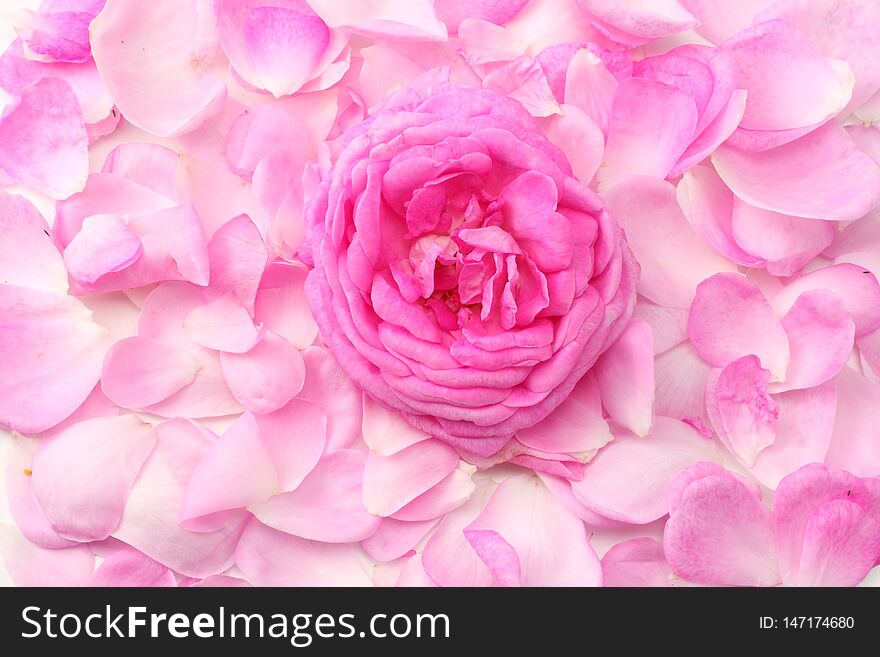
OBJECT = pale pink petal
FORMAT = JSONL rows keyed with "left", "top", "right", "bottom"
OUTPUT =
{"left": 579, "top": 0, "right": 698, "bottom": 46}
{"left": 391, "top": 463, "right": 476, "bottom": 522}
{"left": 594, "top": 318, "right": 654, "bottom": 437}
{"left": 676, "top": 165, "right": 764, "bottom": 267}
{"left": 654, "top": 342, "right": 712, "bottom": 422}
{"left": 688, "top": 273, "right": 790, "bottom": 381}
{"left": 215, "top": 0, "right": 331, "bottom": 98}
{"left": 0, "top": 286, "right": 108, "bottom": 433}
{"left": 770, "top": 263, "right": 880, "bottom": 338}
{"left": 113, "top": 418, "right": 247, "bottom": 578}
{"left": 227, "top": 101, "right": 312, "bottom": 181}
{"left": 89, "top": 548, "right": 176, "bottom": 587}
{"left": 602, "top": 537, "right": 684, "bottom": 587}
{"left": 184, "top": 295, "right": 265, "bottom": 354}
{"left": 436, "top": 0, "right": 528, "bottom": 32}
{"left": 824, "top": 367, "right": 880, "bottom": 477}
{"left": 775, "top": 463, "right": 880, "bottom": 586}
{"left": 465, "top": 474, "right": 601, "bottom": 586}
{"left": 664, "top": 467, "right": 780, "bottom": 586}
{"left": 101, "top": 142, "right": 179, "bottom": 198}
{"left": 679, "top": 0, "right": 775, "bottom": 43}
{"left": 506, "top": 0, "right": 605, "bottom": 54}
{"left": 31, "top": 415, "right": 156, "bottom": 542}
{"left": 219, "top": 332, "right": 305, "bottom": 415}
{"left": 363, "top": 440, "right": 460, "bottom": 517}
{"left": 421, "top": 482, "right": 496, "bottom": 586}
{"left": 362, "top": 394, "right": 429, "bottom": 455}
{"left": 722, "top": 20, "right": 853, "bottom": 150}
{"left": 756, "top": 0, "right": 880, "bottom": 112}
{"left": 705, "top": 356, "right": 778, "bottom": 467}
{"left": 361, "top": 518, "right": 437, "bottom": 562}
{"left": 571, "top": 417, "right": 720, "bottom": 524}
{"left": 730, "top": 201, "right": 835, "bottom": 277}
{"left": 481, "top": 55, "right": 561, "bottom": 118}
{"left": 515, "top": 372, "right": 612, "bottom": 455}
{"left": 254, "top": 263, "right": 319, "bottom": 349}
{"left": 299, "top": 347, "right": 362, "bottom": 451}
{"left": 251, "top": 449, "right": 381, "bottom": 542}
{"left": 0, "top": 77, "right": 87, "bottom": 198}
{"left": 90, "top": 0, "right": 227, "bottom": 137}
{"left": 749, "top": 383, "right": 837, "bottom": 489}
{"left": 101, "top": 336, "right": 201, "bottom": 409}
{"left": 256, "top": 398, "right": 327, "bottom": 492}
{"left": 235, "top": 518, "right": 373, "bottom": 586}
{"left": 776, "top": 290, "right": 855, "bottom": 391}
{"left": 540, "top": 103, "right": 604, "bottom": 185}
{"left": 604, "top": 177, "right": 736, "bottom": 309}
{"left": 53, "top": 171, "right": 176, "bottom": 248}
{"left": 562, "top": 47, "right": 618, "bottom": 133}
{"left": 206, "top": 214, "right": 269, "bottom": 315}
{"left": 62, "top": 214, "right": 142, "bottom": 286}
{"left": 0, "top": 190, "right": 67, "bottom": 294}
{"left": 307, "top": 0, "right": 447, "bottom": 40}
{"left": 712, "top": 122, "right": 880, "bottom": 222}
{"left": 395, "top": 553, "right": 438, "bottom": 586}
{"left": 5, "top": 434, "right": 77, "bottom": 549}
{"left": 179, "top": 412, "right": 277, "bottom": 531}
{"left": 0, "top": 530, "right": 94, "bottom": 587}
{"left": 599, "top": 79, "right": 698, "bottom": 188}
{"left": 633, "top": 301, "right": 690, "bottom": 355}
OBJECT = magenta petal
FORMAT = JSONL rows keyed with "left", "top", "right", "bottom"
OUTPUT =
{"left": 705, "top": 356, "right": 778, "bottom": 467}
{"left": 0, "top": 77, "right": 87, "bottom": 199}
{"left": 0, "top": 286, "right": 108, "bottom": 433}
{"left": 775, "top": 464, "right": 880, "bottom": 586}
{"left": 31, "top": 415, "right": 156, "bottom": 542}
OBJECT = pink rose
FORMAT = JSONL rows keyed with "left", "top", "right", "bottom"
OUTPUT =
{"left": 303, "top": 83, "right": 638, "bottom": 457}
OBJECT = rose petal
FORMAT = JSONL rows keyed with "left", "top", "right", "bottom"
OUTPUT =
{"left": 688, "top": 273, "right": 790, "bottom": 381}
{"left": 90, "top": 0, "right": 227, "bottom": 137}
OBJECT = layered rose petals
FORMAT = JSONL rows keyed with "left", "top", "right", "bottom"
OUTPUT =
{"left": 304, "top": 85, "right": 637, "bottom": 460}
{"left": 3, "top": 0, "right": 880, "bottom": 590}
